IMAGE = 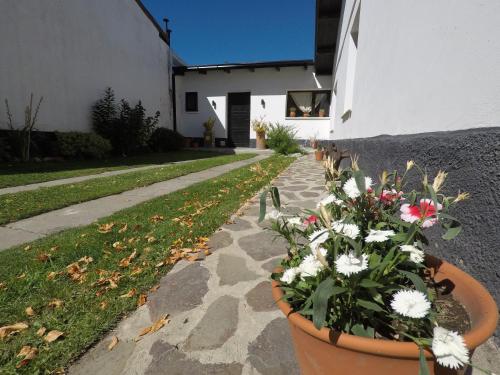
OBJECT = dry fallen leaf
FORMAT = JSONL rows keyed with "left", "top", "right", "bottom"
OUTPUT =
{"left": 0, "top": 282, "right": 6, "bottom": 291}
{"left": 0, "top": 322, "right": 28, "bottom": 339}
{"left": 137, "top": 293, "right": 147, "bottom": 307}
{"left": 99, "top": 301, "right": 108, "bottom": 310}
{"left": 36, "top": 253, "right": 51, "bottom": 263}
{"left": 108, "top": 336, "right": 119, "bottom": 351}
{"left": 16, "top": 345, "right": 38, "bottom": 368}
{"left": 119, "top": 250, "right": 137, "bottom": 268}
{"left": 37, "top": 327, "right": 47, "bottom": 336}
{"left": 130, "top": 266, "right": 143, "bottom": 276}
{"left": 24, "top": 245, "right": 32, "bottom": 251}
{"left": 78, "top": 256, "right": 94, "bottom": 264}
{"left": 44, "top": 330, "right": 64, "bottom": 343}
{"left": 118, "top": 224, "right": 128, "bottom": 233}
{"left": 16, "top": 273, "right": 26, "bottom": 279}
{"left": 25, "top": 307, "right": 35, "bottom": 317}
{"left": 66, "top": 262, "right": 87, "bottom": 283}
{"left": 120, "top": 288, "right": 137, "bottom": 298}
{"left": 137, "top": 314, "right": 170, "bottom": 338}
{"left": 150, "top": 215, "right": 164, "bottom": 223}
{"left": 112, "top": 241, "right": 125, "bottom": 251}
{"left": 48, "top": 299, "right": 64, "bottom": 309}
{"left": 150, "top": 284, "right": 160, "bottom": 293}
{"left": 98, "top": 222, "right": 115, "bottom": 234}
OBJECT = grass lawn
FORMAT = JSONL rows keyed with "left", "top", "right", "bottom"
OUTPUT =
{"left": 0, "top": 150, "right": 228, "bottom": 189}
{"left": 0, "top": 155, "right": 294, "bottom": 373}
{"left": 0, "top": 153, "right": 256, "bottom": 225}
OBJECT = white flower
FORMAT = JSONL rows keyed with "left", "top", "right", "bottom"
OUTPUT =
{"left": 309, "top": 230, "right": 329, "bottom": 251}
{"left": 365, "top": 229, "right": 395, "bottom": 243}
{"left": 332, "top": 221, "right": 360, "bottom": 239}
{"left": 299, "top": 255, "right": 325, "bottom": 278}
{"left": 391, "top": 290, "right": 431, "bottom": 318}
{"left": 316, "top": 194, "right": 343, "bottom": 208}
{"left": 280, "top": 267, "right": 300, "bottom": 284}
{"left": 432, "top": 326, "right": 469, "bottom": 369}
{"left": 335, "top": 251, "right": 368, "bottom": 277}
{"left": 265, "top": 209, "right": 282, "bottom": 220}
{"left": 400, "top": 244, "right": 425, "bottom": 263}
{"left": 287, "top": 217, "right": 302, "bottom": 227}
{"left": 343, "top": 176, "right": 373, "bottom": 199}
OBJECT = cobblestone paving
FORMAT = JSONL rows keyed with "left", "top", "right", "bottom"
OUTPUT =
{"left": 69, "top": 155, "right": 326, "bottom": 375}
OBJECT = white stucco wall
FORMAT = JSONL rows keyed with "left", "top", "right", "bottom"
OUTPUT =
{"left": 175, "top": 66, "right": 332, "bottom": 142}
{"left": 331, "top": 0, "right": 500, "bottom": 140}
{"left": 0, "top": 0, "right": 172, "bottom": 132}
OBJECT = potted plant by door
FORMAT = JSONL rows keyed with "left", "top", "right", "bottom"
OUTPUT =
{"left": 314, "top": 145, "right": 324, "bottom": 161}
{"left": 252, "top": 117, "right": 268, "bottom": 150}
{"left": 203, "top": 117, "right": 216, "bottom": 148}
{"left": 289, "top": 107, "right": 297, "bottom": 117}
{"left": 319, "top": 108, "right": 326, "bottom": 117}
{"left": 260, "top": 161, "right": 498, "bottom": 375}
{"left": 309, "top": 136, "right": 319, "bottom": 150}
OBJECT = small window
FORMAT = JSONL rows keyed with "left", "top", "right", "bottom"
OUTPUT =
{"left": 286, "top": 90, "right": 331, "bottom": 118}
{"left": 185, "top": 92, "right": 198, "bottom": 112}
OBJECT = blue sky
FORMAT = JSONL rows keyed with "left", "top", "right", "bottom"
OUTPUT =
{"left": 141, "top": 0, "right": 315, "bottom": 65}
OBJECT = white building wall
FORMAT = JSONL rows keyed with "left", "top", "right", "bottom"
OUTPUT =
{"left": 331, "top": 0, "right": 500, "bottom": 140}
{"left": 0, "top": 0, "right": 172, "bottom": 132}
{"left": 175, "top": 66, "right": 332, "bottom": 142}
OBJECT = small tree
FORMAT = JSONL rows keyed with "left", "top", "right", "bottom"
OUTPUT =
{"left": 91, "top": 87, "right": 116, "bottom": 139}
{"left": 4, "top": 93, "right": 43, "bottom": 161}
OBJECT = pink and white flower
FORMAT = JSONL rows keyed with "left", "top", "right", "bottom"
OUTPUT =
{"left": 379, "top": 189, "right": 404, "bottom": 205}
{"left": 304, "top": 215, "right": 318, "bottom": 226}
{"left": 400, "top": 199, "right": 442, "bottom": 228}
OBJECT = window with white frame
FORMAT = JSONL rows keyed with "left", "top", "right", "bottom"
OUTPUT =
{"left": 286, "top": 90, "right": 331, "bottom": 118}
{"left": 342, "top": 5, "right": 360, "bottom": 120}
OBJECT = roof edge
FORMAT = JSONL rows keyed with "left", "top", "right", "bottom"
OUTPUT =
{"left": 134, "top": 0, "right": 168, "bottom": 44}
{"left": 174, "top": 59, "right": 314, "bottom": 74}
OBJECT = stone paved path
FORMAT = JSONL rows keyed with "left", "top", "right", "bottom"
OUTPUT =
{"left": 0, "top": 155, "right": 267, "bottom": 251}
{"left": 68, "top": 155, "right": 326, "bottom": 375}
{"left": 68, "top": 154, "right": 499, "bottom": 374}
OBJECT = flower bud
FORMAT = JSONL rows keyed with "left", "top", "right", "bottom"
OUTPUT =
{"left": 319, "top": 205, "right": 332, "bottom": 225}
{"left": 351, "top": 155, "right": 359, "bottom": 171}
{"left": 432, "top": 171, "right": 447, "bottom": 192}
{"left": 380, "top": 170, "right": 388, "bottom": 185}
{"left": 406, "top": 160, "right": 415, "bottom": 171}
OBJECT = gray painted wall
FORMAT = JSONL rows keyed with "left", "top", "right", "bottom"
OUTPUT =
{"left": 0, "top": 0, "right": 172, "bottom": 132}
{"left": 335, "top": 127, "right": 500, "bottom": 340}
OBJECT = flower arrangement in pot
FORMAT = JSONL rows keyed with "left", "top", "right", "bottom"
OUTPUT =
{"left": 259, "top": 159, "right": 498, "bottom": 375}
{"left": 203, "top": 117, "right": 216, "bottom": 147}
{"left": 252, "top": 117, "right": 269, "bottom": 150}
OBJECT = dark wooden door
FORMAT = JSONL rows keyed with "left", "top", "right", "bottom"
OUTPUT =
{"left": 228, "top": 92, "right": 250, "bottom": 147}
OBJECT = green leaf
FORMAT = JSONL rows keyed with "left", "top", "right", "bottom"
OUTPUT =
{"left": 312, "top": 279, "right": 346, "bottom": 330}
{"left": 353, "top": 170, "right": 366, "bottom": 194}
{"left": 428, "top": 185, "right": 440, "bottom": 215}
{"left": 270, "top": 186, "right": 281, "bottom": 209}
{"left": 442, "top": 224, "right": 462, "bottom": 240}
{"left": 258, "top": 189, "right": 268, "bottom": 223}
{"left": 359, "top": 279, "right": 384, "bottom": 288}
{"left": 351, "top": 323, "right": 375, "bottom": 338}
{"left": 418, "top": 347, "right": 431, "bottom": 375}
{"left": 399, "top": 270, "right": 427, "bottom": 294}
{"left": 357, "top": 299, "right": 384, "bottom": 312}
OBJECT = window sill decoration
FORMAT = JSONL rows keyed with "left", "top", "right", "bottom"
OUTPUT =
{"left": 259, "top": 158, "right": 498, "bottom": 375}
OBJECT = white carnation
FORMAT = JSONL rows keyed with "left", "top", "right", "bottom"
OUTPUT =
{"left": 287, "top": 217, "right": 302, "bottom": 227}
{"left": 280, "top": 267, "right": 300, "bottom": 284}
{"left": 391, "top": 290, "right": 431, "bottom": 318}
{"left": 343, "top": 176, "right": 373, "bottom": 199}
{"left": 265, "top": 209, "right": 282, "bottom": 220}
{"left": 335, "top": 251, "right": 368, "bottom": 277}
{"left": 316, "top": 194, "right": 343, "bottom": 208}
{"left": 299, "top": 255, "right": 325, "bottom": 278}
{"left": 400, "top": 244, "right": 425, "bottom": 263}
{"left": 331, "top": 221, "right": 360, "bottom": 239}
{"left": 365, "top": 229, "right": 395, "bottom": 243}
{"left": 432, "top": 326, "right": 469, "bottom": 369}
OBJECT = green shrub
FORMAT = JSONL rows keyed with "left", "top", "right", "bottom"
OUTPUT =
{"left": 91, "top": 88, "right": 160, "bottom": 155}
{"left": 148, "top": 127, "right": 184, "bottom": 152}
{"left": 55, "top": 132, "right": 112, "bottom": 159}
{"left": 266, "top": 123, "right": 302, "bottom": 155}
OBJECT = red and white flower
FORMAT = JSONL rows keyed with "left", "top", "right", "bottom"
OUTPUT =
{"left": 304, "top": 215, "right": 318, "bottom": 226}
{"left": 400, "top": 199, "right": 442, "bottom": 228}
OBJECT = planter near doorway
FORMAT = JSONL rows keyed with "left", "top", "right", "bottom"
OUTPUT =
{"left": 314, "top": 149, "right": 324, "bottom": 161}
{"left": 256, "top": 131, "right": 266, "bottom": 150}
{"left": 272, "top": 256, "right": 498, "bottom": 375}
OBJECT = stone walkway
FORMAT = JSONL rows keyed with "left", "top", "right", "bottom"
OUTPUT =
{"left": 0, "top": 155, "right": 267, "bottom": 251}
{"left": 68, "top": 155, "right": 499, "bottom": 374}
{"left": 69, "top": 155, "right": 326, "bottom": 375}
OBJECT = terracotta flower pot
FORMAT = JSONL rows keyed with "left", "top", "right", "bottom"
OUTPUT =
{"left": 315, "top": 150, "right": 324, "bottom": 161}
{"left": 256, "top": 131, "right": 266, "bottom": 150}
{"left": 319, "top": 109, "right": 326, "bottom": 117}
{"left": 272, "top": 256, "right": 498, "bottom": 375}
{"left": 290, "top": 109, "right": 296, "bottom": 117}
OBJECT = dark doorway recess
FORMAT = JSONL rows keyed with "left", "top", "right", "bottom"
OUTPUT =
{"left": 227, "top": 92, "right": 250, "bottom": 147}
